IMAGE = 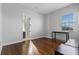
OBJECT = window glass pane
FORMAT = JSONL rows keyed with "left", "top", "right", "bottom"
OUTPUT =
{"left": 61, "top": 13, "right": 74, "bottom": 30}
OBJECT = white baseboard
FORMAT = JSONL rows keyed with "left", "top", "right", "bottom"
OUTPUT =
{"left": 44, "top": 36, "right": 52, "bottom": 39}
{"left": 30, "top": 36, "right": 45, "bottom": 40}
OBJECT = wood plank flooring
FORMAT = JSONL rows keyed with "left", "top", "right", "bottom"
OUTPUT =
{"left": 1, "top": 37, "right": 62, "bottom": 55}
{"left": 1, "top": 42, "right": 24, "bottom": 55}
{"left": 30, "top": 38, "right": 62, "bottom": 55}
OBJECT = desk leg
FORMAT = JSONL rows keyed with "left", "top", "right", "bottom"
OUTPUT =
{"left": 66, "top": 33, "right": 69, "bottom": 42}
{"left": 66, "top": 33, "right": 67, "bottom": 42}
{"left": 67, "top": 33, "right": 69, "bottom": 41}
{"left": 52, "top": 32, "right": 53, "bottom": 40}
{"left": 54, "top": 33, "right": 56, "bottom": 41}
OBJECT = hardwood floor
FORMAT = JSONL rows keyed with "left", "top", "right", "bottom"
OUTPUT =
{"left": 1, "top": 37, "right": 62, "bottom": 55}
{"left": 30, "top": 38, "right": 62, "bottom": 55}
{"left": 1, "top": 42, "right": 24, "bottom": 55}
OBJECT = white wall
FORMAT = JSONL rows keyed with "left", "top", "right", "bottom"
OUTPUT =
{"left": 43, "top": 15, "right": 50, "bottom": 38}
{"left": 45, "top": 4, "right": 79, "bottom": 41}
{"left": 2, "top": 3, "right": 44, "bottom": 46}
{"left": 21, "top": 7, "right": 44, "bottom": 39}
{"left": 2, "top": 4, "right": 23, "bottom": 46}
{"left": 0, "top": 3, "right": 2, "bottom": 54}
{"left": 0, "top": 4, "right": 2, "bottom": 44}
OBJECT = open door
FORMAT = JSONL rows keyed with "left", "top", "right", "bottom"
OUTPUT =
{"left": 22, "top": 13, "right": 31, "bottom": 55}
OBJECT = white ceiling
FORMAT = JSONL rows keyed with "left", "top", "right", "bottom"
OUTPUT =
{"left": 21, "top": 3, "right": 71, "bottom": 15}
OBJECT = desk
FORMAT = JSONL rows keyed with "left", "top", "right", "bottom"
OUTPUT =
{"left": 52, "top": 31, "right": 69, "bottom": 42}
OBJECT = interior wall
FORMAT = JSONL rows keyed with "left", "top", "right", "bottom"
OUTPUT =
{"left": 2, "top": 3, "right": 44, "bottom": 46}
{"left": 2, "top": 4, "right": 23, "bottom": 46}
{"left": 0, "top": 3, "right": 2, "bottom": 54}
{"left": 43, "top": 15, "right": 50, "bottom": 38}
{"left": 21, "top": 7, "right": 44, "bottom": 39}
{"left": 0, "top": 4, "right": 2, "bottom": 44}
{"left": 45, "top": 4, "right": 79, "bottom": 41}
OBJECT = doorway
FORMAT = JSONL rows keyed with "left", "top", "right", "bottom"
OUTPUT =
{"left": 23, "top": 15, "right": 31, "bottom": 39}
{"left": 22, "top": 13, "right": 31, "bottom": 55}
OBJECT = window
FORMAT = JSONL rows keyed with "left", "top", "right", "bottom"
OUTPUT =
{"left": 61, "top": 13, "right": 75, "bottom": 31}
